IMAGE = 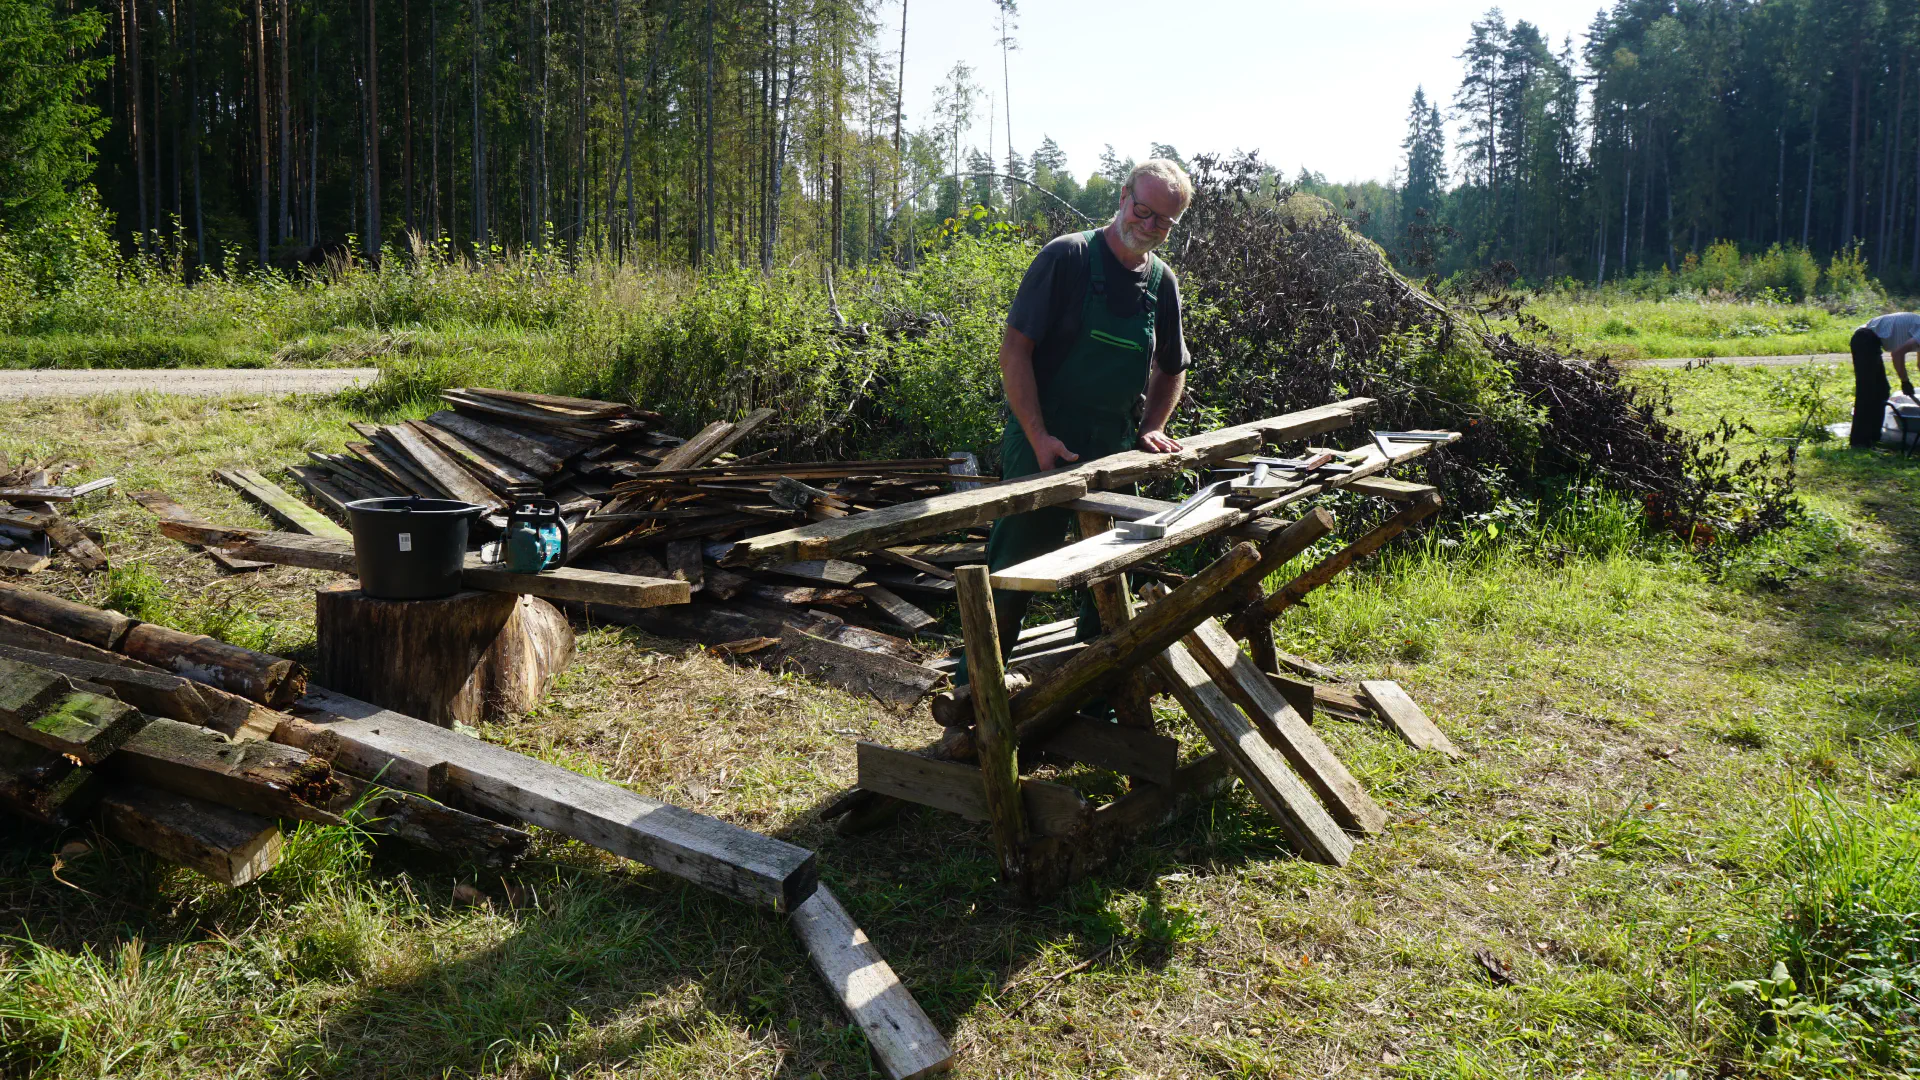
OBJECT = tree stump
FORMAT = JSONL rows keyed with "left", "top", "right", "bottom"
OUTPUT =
{"left": 315, "top": 585, "right": 575, "bottom": 728}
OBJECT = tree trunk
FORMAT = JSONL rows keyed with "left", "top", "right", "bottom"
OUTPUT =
{"left": 277, "top": 0, "right": 290, "bottom": 242}
{"left": 702, "top": 0, "right": 715, "bottom": 261}
{"left": 367, "top": 0, "right": 381, "bottom": 252}
{"left": 471, "top": 0, "right": 486, "bottom": 247}
{"left": 1803, "top": 96, "right": 1818, "bottom": 249}
{"left": 254, "top": 0, "right": 268, "bottom": 265}
{"left": 128, "top": 0, "right": 149, "bottom": 251}
{"left": 188, "top": 0, "right": 204, "bottom": 268}
{"left": 315, "top": 586, "right": 574, "bottom": 728}
{"left": 1844, "top": 64, "right": 1860, "bottom": 245}
{"left": 403, "top": 0, "right": 413, "bottom": 236}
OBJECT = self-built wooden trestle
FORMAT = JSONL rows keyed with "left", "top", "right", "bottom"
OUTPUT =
{"left": 795, "top": 406, "right": 1461, "bottom": 896}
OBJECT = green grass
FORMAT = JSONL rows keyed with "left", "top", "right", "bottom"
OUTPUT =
{"left": 0, "top": 363, "right": 1918, "bottom": 1076}
{"left": 1513, "top": 296, "right": 1866, "bottom": 360}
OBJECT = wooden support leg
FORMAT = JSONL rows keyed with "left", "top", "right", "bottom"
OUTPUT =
{"left": 1076, "top": 510, "right": 1156, "bottom": 733}
{"left": 1226, "top": 493, "right": 1442, "bottom": 641}
{"left": 955, "top": 565, "right": 1029, "bottom": 895}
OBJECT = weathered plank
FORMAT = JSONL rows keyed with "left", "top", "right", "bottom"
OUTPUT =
{"left": 1, "top": 686, "right": 146, "bottom": 765}
{"left": 991, "top": 500, "right": 1243, "bottom": 592}
{"left": 721, "top": 400, "right": 1374, "bottom": 568}
{"left": 1183, "top": 619, "right": 1385, "bottom": 835}
{"left": 129, "top": 489, "right": 272, "bottom": 570}
{"left": 217, "top": 468, "right": 354, "bottom": 540}
{"left": 1359, "top": 680, "right": 1463, "bottom": 758}
{"left": 790, "top": 885, "right": 955, "bottom": 1080}
{"left": 0, "top": 643, "right": 215, "bottom": 726}
{"left": 1151, "top": 643, "right": 1352, "bottom": 866}
{"left": 151, "top": 521, "right": 691, "bottom": 609}
{"left": 325, "top": 771, "right": 531, "bottom": 865}
{"left": 854, "top": 742, "right": 1089, "bottom": 837}
{"left": 108, "top": 717, "right": 344, "bottom": 823}
{"left": 39, "top": 512, "right": 109, "bottom": 572}
{"left": 0, "top": 731, "right": 102, "bottom": 823}
{"left": 769, "top": 559, "right": 868, "bottom": 585}
{"left": 382, "top": 423, "right": 505, "bottom": 511}
{"left": 776, "top": 629, "right": 942, "bottom": 708}
{"left": 0, "top": 655, "right": 69, "bottom": 723}
{"left": 99, "top": 784, "right": 284, "bottom": 886}
{"left": 409, "top": 419, "right": 545, "bottom": 492}
{"left": 857, "top": 584, "right": 937, "bottom": 632}
{"left": 425, "top": 410, "right": 566, "bottom": 478}
{"left": 0, "top": 552, "right": 54, "bottom": 574}
{"left": 1343, "top": 476, "right": 1437, "bottom": 502}
{"left": 292, "top": 687, "right": 819, "bottom": 911}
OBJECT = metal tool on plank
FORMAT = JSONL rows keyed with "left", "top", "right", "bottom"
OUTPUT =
{"left": 1371, "top": 431, "right": 1456, "bottom": 459}
{"left": 1117, "top": 480, "right": 1233, "bottom": 540}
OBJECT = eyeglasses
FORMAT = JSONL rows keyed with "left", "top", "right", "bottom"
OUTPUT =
{"left": 1126, "top": 189, "right": 1183, "bottom": 231}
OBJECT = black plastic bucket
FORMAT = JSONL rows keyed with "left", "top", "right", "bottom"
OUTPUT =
{"left": 345, "top": 496, "right": 487, "bottom": 600}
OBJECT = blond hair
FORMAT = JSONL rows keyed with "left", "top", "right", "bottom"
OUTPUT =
{"left": 1126, "top": 159, "right": 1194, "bottom": 207}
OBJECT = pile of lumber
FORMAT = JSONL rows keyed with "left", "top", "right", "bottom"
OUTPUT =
{"left": 0, "top": 457, "right": 117, "bottom": 576}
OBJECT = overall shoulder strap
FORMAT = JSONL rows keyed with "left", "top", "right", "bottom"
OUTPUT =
{"left": 1084, "top": 230, "right": 1107, "bottom": 293}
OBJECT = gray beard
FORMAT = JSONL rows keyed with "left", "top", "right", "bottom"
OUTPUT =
{"left": 1116, "top": 220, "right": 1162, "bottom": 255}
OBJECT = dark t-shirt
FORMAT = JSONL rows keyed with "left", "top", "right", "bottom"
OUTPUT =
{"left": 1005, "top": 231, "right": 1189, "bottom": 394}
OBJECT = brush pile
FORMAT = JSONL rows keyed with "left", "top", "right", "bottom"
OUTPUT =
{"left": 1164, "top": 152, "right": 1797, "bottom": 541}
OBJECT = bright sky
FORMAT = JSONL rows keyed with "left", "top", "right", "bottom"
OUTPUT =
{"left": 880, "top": 0, "right": 1606, "bottom": 186}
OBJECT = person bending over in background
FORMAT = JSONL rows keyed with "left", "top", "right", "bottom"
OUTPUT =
{"left": 1851, "top": 311, "right": 1920, "bottom": 449}
{"left": 982, "top": 157, "right": 1194, "bottom": 664}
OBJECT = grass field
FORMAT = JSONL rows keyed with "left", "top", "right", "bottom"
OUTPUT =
{"left": 1511, "top": 296, "right": 1870, "bottom": 361}
{"left": 1, "top": 361, "right": 1917, "bottom": 1077}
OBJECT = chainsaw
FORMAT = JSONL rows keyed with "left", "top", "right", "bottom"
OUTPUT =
{"left": 499, "top": 498, "right": 569, "bottom": 573}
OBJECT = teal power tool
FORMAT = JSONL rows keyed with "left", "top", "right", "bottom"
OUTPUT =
{"left": 501, "top": 498, "right": 569, "bottom": 573}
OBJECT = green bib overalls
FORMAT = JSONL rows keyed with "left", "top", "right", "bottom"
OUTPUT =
{"left": 981, "top": 230, "right": 1166, "bottom": 665}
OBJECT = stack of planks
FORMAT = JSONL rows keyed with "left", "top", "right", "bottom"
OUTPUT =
{"left": 0, "top": 582, "right": 953, "bottom": 1080}
{"left": 0, "top": 457, "right": 118, "bottom": 576}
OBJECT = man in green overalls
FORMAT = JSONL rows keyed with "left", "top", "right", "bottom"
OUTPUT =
{"left": 983, "top": 158, "right": 1194, "bottom": 664}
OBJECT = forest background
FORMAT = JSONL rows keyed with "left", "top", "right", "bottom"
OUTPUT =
{"left": 1, "top": 0, "right": 1918, "bottom": 295}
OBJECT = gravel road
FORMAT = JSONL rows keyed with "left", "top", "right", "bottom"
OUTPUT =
{"left": 1631, "top": 352, "right": 1847, "bottom": 369}
{"left": 0, "top": 367, "right": 380, "bottom": 399}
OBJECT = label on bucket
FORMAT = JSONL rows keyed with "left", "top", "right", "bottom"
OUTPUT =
{"left": 397, "top": 532, "right": 413, "bottom": 552}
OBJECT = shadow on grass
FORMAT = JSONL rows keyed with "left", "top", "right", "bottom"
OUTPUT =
{"left": 0, "top": 737, "right": 1299, "bottom": 1077}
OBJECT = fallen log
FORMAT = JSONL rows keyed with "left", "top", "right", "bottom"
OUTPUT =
{"left": 0, "top": 581, "right": 133, "bottom": 649}
{"left": 120, "top": 621, "right": 305, "bottom": 708}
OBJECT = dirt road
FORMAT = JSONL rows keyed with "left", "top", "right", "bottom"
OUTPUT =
{"left": 0, "top": 367, "right": 380, "bottom": 398}
{"left": 1632, "top": 352, "right": 1847, "bottom": 369}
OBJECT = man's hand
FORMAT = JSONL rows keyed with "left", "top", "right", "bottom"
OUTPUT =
{"left": 1033, "top": 434, "right": 1080, "bottom": 472}
{"left": 1137, "top": 429, "right": 1182, "bottom": 453}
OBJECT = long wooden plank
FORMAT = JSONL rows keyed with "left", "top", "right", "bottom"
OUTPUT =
{"left": 854, "top": 742, "right": 1089, "bottom": 837}
{"left": 1151, "top": 643, "right": 1351, "bottom": 865}
{"left": 40, "top": 512, "right": 109, "bottom": 571}
{"left": 775, "top": 629, "right": 942, "bottom": 707}
{"left": 150, "top": 521, "right": 691, "bottom": 609}
{"left": 722, "top": 400, "right": 1375, "bottom": 568}
{"left": 347, "top": 441, "right": 443, "bottom": 498}
{"left": 1359, "top": 680, "right": 1462, "bottom": 758}
{"left": 290, "top": 687, "right": 819, "bottom": 911}
{"left": 769, "top": 559, "right": 868, "bottom": 585}
{"left": 425, "top": 411, "right": 566, "bottom": 477}
{"left": 131, "top": 490, "right": 272, "bottom": 571}
{"left": 99, "top": 784, "right": 284, "bottom": 886}
{"left": 791, "top": 885, "right": 955, "bottom": 1080}
{"left": 1343, "top": 476, "right": 1437, "bottom": 502}
{"left": 409, "top": 420, "right": 545, "bottom": 492}
{"left": 858, "top": 583, "right": 937, "bottom": 632}
{"left": 0, "top": 643, "right": 214, "bottom": 725}
{"left": 992, "top": 500, "right": 1242, "bottom": 592}
{"left": 1183, "top": 620, "right": 1385, "bottom": 835}
{"left": 217, "top": 468, "right": 354, "bottom": 540}
{"left": 382, "top": 423, "right": 506, "bottom": 511}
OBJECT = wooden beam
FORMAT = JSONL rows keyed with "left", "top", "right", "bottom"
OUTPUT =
{"left": 109, "top": 717, "right": 344, "bottom": 823}
{"left": 39, "top": 512, "right": 108, "bottom": 572}
{"left": 0, "top": 731, "right": 102, "bottom": 823}
{"left": 1151, "top": 643, "right": 1352, "bottom": 865}
{"left": 721, "top": 400, "right": 1375, "bottom": 568}
{"left": 857, "top": 583, "right": 937, "bottom": 633}
{"left": 992, "top": 501, "right": 1243, "bottom": 592}
{"left": 99, "top": 784, "right": 284, "bottom": 886}
{"left": 151, "top": 521, "right": 691, "bottom": 609}
{"left": 217, "top": 468, "right": 353, "bottom": 540}
{"left": 408, "top": 420, "right": 545, "bottom": 493}
{"left": 769, "top": 559, "right": 868, "bottom": 585}
{"left": 324, "top": 771, "right": 531, "bottom": 866}
{"left": 790, "top": 885, "right": 955, "bottom": 1080}
{"left": 0, "top": 684, "right": 146, "bottom": 766}
{"left": 0, "top": 644, "right": 210, "bottom": 725}
{"left": 853, "top": 742, "right": 1089, "bottom": 837}
{"left": 1342, "top": 476, "right": 1436, "bottom": 502}
{"left": 1182, "top": 619, "right": 1385, "bottom": 835}
{"left": 1359, "top": 680, "right": 1463, "bottom": 758}
{"left": 956, "top": 566, "right": 1027, "bottom": 891}
{"left": 291, "top": 687, "right": 820, "bottom": 911}
{"left": 129, "top": 490, "right": 271, "bottom": 570}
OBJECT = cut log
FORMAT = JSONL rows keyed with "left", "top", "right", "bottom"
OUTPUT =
{"left": 1182, "top": 620, "right": 1385, "bottom": 835}
{"left": 129, "top": 490, "right": 271, "bottom": 570}
{"left": 854, "top": 742, "right": 1089, "bottom": 837}
{"left": 0, "top": 731, "right": 102, "bottom": 823}
{"left": 99, "top": 784, "right": 284, "bottom": 886}
{"left": 1151, "top": 643, "right": 1351, "bottom": 866}
{"left": 217, "top": 468, "right": 354, "bottom": 540}
{"left": 722, "top": 400, "right": 1374, "bottom": 568}
{"left": 108, "top": 717, "right": 343, "bottom": 823}
{"left": 1359, "top": 680, "right": 1462, "bottom": 758}
{"left": 0, "top": 581, "right": 134, "bottom": 648}
{"left": 121, "top": 621, "right": 305, "bottom": 707}
{"left": 294, "top": 687, "right": 818, "bottom": 911}
{"left": 315, "top": 586, "right": 574, "bottom": 728}
{"left": 791, "top": 885, "right": 955, "bottom": 1080}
